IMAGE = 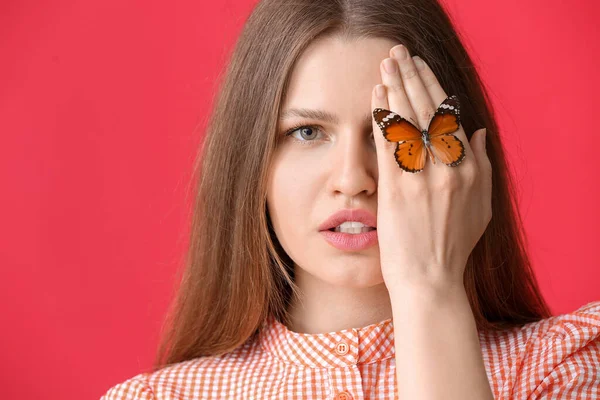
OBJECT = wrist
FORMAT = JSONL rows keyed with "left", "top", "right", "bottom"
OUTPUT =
{"left": 387, "top": 277, "right": 467, "bottom": 306}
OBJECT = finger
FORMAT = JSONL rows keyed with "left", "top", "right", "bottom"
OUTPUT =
{"left": 412, "top": 56, "right": 447, "bottom": 106}
{"left": 379, "top": 55, "right": 418, "bottom": 130}
{"left": 481, "top": 129, "right": 492, "bottom": 221}
{"left": 468, "top": 127, "right": 490, "bottom": 173}
{"left": 372, "top": 83, "right": 403, "bottom": 183}
{"left": 390, "top": 45, "right": 436, "bottom": 133}
{"left": 412, "top": 55, "right": 477, "bottom": 169}
{"left": 470, "top": 128, "right": 492, "bottom": 201}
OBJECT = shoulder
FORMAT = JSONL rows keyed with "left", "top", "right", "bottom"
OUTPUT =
{"left": 480, "top": 300, "right": 600, "bottom": 399}
{"left": 100, "top": 341, "right": 266, "bottom": 400}
{"left": 100, "top": 372, "right": 155, "bottom": 400}
{"left": 524, "top": 300, "right": 600, "bottom": 398}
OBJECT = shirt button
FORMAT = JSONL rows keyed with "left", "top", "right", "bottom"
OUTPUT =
{"left": 334, "top": 341, "right": 349, "bottom": 355}
{"left": 335, "top": 392, "right": 353, "bottom": 400}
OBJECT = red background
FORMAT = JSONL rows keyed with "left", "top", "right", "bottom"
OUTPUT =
{"left": 1, "top": 0, "right": 598, "bottom": 398}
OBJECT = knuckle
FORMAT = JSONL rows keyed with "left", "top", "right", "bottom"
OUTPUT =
{"left": 421, "top": 76, "right": 438, "bottom": 89}
{"left": 417, "top": 106, "right": 436, "bottom": 122}
{"left": 434, "top": 173, "right": 460, "bottom": 191}
{"left": 386, "top": 82, "right": 404, "bottom": 93}
{"left": 462, "top": 165, "right": 478, "bottom": 186}
{"left": 406, "top": 180, "right": 428, "bottom": 196}
{"left": 483, "top": 155, "right": 493, "bottom": 172}
{"left": 402, "top": 67, "right": 419, "bottom": 80}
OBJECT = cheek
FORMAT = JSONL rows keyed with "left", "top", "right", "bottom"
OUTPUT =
{"left": 268, "top": 150, "right": 322, "bottom": 208}
{"left": 266, "top": 156, "right": 321, "bottom": 248}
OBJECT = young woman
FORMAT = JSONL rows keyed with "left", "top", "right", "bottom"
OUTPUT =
{"left": 102, "top": 0, "right": 600, "bottom": 398}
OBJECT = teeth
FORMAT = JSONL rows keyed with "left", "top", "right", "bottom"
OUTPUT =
{"left": 333, "top": 221, "right": 375, "bottom": 234}
{"left": 337, "top": 221, "right": 368, "bottom": 229}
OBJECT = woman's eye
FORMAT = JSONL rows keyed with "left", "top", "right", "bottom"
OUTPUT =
{"left": 283, "top": 125, "right": 374, "bottom": 144}
{"left": 285, "top": 125, "right": 324, "bottom": 144}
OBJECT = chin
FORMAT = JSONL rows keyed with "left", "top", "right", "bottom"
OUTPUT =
{"left": 312, "top": 260, "right": 385, "bottom": 288}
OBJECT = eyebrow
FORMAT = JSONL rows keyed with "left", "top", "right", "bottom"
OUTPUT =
{"left": 280, "top": 108, "right": 372, "bottom": 127}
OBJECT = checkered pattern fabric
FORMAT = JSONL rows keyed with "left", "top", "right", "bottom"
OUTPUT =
{"left": 101, "top": 301, "right": 600, "bottom": 399}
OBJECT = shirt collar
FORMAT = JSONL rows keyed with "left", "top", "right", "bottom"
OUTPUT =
{"left": 258, "top": 314, "right": 395, "bottom": 368}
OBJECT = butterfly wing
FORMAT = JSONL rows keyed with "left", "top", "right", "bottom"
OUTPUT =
{"left": 426, "top": 95, "right": 466, "bottom": 167}
{"left": 373, "top": 108, "right": 422, "bottom": 142}
{"left": 427, "top": 95, "right": 461, "bottom": 138}
{"left": 393, "top": 140, "right": 427, "bottom": 173}
{"left": 429, "top": 135, "right": 465, "bottom": 167}
{"left": 373, "top": 108, "right": 426, "bottom": 172}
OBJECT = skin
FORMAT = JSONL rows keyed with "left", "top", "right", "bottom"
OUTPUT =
{"left": 266, "top": 35, "right": 493, "bottom": 398}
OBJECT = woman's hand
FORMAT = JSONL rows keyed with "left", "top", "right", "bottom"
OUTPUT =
{"left": 371, "top": 44, "right": 492, "bottom": 295}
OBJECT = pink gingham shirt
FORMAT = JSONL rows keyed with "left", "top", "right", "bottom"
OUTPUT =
{"left": 101, "top": 300, "right": 600, "bottom": 399}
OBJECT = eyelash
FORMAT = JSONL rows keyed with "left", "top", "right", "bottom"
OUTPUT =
{"left": 283, "top": 124, "right": 325, "bottom": 146}
{"left": 282, "top": 124, "right": 376, "bottom": 145}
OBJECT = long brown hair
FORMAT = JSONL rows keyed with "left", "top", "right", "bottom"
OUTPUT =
{"left": 151, "top": 0, "right": 553, "bottom": 372}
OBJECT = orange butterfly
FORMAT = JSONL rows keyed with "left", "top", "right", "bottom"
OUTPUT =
{"left": 372, "top": 95, "right": 466, "bottom": 173}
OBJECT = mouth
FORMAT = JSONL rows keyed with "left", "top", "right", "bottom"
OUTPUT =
{"left": 318, "top": 208, "right": 378, "bottom": 232}
{"left": 326, "top": 227, "right": 377, "bottom": 232}
{"left": 320, "top": 226, "right": 378, "bottom": 251}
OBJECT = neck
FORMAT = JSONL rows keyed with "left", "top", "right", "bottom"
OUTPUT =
{"left": 286, "top": 267, "right": 394, "bottom": 334}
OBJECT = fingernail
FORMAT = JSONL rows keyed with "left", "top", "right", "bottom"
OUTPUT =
{"left": 413, "top": 56, "right": 425, "bottom": 70}
{"left": 392, "top": 45, "right": 408, "bottom": 60}
{"left": 383, "top": 58, "right": 397, "bottom": 74}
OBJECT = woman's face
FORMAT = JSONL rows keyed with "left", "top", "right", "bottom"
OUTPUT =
{"left": 267, "top": 36, "right": 399, "bottom": 288}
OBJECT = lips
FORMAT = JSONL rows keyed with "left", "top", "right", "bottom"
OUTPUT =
{"left": 320, "top": 229, "right": 378, "bottom": 251}
{"left": 318, "top": 208, "right": 377, "bottom": 231}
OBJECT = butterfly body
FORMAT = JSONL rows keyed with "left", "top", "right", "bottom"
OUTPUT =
{"left": 373, "top": 95, "right": 466, "bottom": 173}
{"left": 419, "top": 130, "right": 437, "bottom": 165}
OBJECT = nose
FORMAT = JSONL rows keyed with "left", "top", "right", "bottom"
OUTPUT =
{"left": 329, "top": 129, "right": 377, "bottom": 198}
